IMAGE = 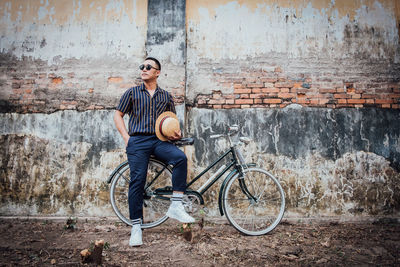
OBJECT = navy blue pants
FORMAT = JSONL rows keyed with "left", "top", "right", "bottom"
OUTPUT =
{"left": 126, "top": 135, "right": 187, "bottom": 220}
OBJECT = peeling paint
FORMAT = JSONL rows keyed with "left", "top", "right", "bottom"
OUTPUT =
{"left": 186, "top": 107, "right": 400, "bottom": 216}
{"left": 186, "top": 0, "right": 399, "bottom": 60}
{"left": 0, "top": 0, "right": 148, "bottom": 62}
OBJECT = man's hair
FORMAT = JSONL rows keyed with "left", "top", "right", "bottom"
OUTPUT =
{"left": 145, "top": 57, "right": 161, "bottom": 71}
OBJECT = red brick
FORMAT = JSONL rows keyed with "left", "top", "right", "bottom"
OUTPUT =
{"left": 262, "top": 88, "right": 279, "bottom": 93}
{"left": 52, "top": 77, "right": 63, "bottom": 84}
{"left": 352, "top": 94, "right": 361, "bottom": 99}
{"left": 319, "top": 98, "right": 330, "bottom": 105}
{"left": 389, "top": 93, "right": 400, "bottom": 99}
{"left": 241, "top": 104, "right": 251, "bottom": 108}
{"left": 235, "top": 99, "right": 253, "bottom": 104}
{"left": 375, "top": 99, "right": 394, "bottom": 104}
{"left": 337, "top": 99, "right": 347, "bottom": 104}
{"left": 296, "top": 88, "right": 309, "bottom": 94}
{"left": 108, "top": 77, "right": 123, "bottom": 83}
{"left": 260, "top": 78, "right": 278, "bottom": 83}
{"left": 240, "top": 94, "right": 249, "bottom": 99}
{"left": 233, "top": 83, "right": 243, "bottom": 89}
{"left": 250, "top": 93, "right": 268, "bottom": 98}
{"left": 252, "top": 88, "right": 262, "bottom": 93}
{"left": 213, "top": 105, "right": 222, "bottom": 109}
{"left": 334, "top": 93, "right": 351, "bottom": 99}
{"left": 263, "top": 98, "right": 282, "bottom": 104}
{"left": 223, "top": 104, "right": 240, "bottom": 109}
{"left": 278, "top": 93, "right": 295, "bottom": 99}
{"left": 226, "top": 99, "right": 235, "bottom": 104}
{"left": 347, "top": 99, "right": 366, "bottom": 104}
{"left": 362, "top": 94, "right": 379, "bottom": 98}
{"left": 297, "top": 93, "right": 306, "bottom": 98}
{"left": 336, "top": 104, "right": 352, "bottom": 108}
{"left": 234, "top": 88, "right": 252, "bottom": 94}
{"left": 246, "top": 83, "right": 264, "bottom": 88}
{"left": 293, "top": 83, "right": 303, "bottom": 89}
{"left": 296, "top": 98, "right": 310, "bottom": 104}
{"left": 320, "top": 88, "right": 336, "bottom": 93}
{"left": 209, "top": 99, "right": 226, "bottom": 105}
{"left": 275, "top": 82, "right": 294, "bottom": 88}
{"left": 346, "top": 87, "right": 356, "bottom": 94}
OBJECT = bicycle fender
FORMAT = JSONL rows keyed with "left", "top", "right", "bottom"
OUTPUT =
{"left": 106, "top": 161, "right": 129, "bottom": 184}
{"left": 218, "top": 169, "right": 238, "bottom": 216}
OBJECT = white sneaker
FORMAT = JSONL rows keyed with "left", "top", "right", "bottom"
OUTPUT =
{"left": 166, "top": 202, "right": 195, "bottom": 223}
{"left": 129, "top": 224, "right": 143, "bottom": 247}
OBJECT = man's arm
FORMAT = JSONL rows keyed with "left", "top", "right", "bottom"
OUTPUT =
{"left": 114, "top": 110, "right": 130, "bottom": 145}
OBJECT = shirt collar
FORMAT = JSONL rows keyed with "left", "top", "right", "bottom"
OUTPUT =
{"left": 140, "top": 83, "right": 161, "bottom": 92}
{"left": 141, "top": 83, "right": 161, "bottom": 94}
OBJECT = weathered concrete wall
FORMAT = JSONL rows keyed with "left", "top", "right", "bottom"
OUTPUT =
{"left": 186, "top": 107, "right": 400, "bottom": 216}
{"left": 0, "top": 0, "right": 399, "bottom": 219}
{"left": 0, "top": 111, "right": 122, "bottom": 215}
{"left": 186, "top": 0, "right": 400, "bottom": 109}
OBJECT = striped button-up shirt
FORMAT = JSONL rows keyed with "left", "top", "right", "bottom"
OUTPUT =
{"left": 117, "top": 83, "right": 176, "bottom": 136}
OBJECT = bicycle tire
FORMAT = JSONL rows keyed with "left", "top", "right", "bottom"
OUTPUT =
{"left": 222, "top": 167, "right": 285, "bottom": 235}
{"left": 109, "top": 158, "right": 172, "bottom": 229}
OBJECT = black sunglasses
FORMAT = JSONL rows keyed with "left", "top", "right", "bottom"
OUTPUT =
{"left": 139, "top": 64, "right": 159, "bottom": 71}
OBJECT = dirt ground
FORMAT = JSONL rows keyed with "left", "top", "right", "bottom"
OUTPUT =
{"left": 0, "top": 217, "right": 399, "bottom": 266}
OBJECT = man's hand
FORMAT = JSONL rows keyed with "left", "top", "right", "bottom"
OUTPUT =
{"left": 114, "top": 110, "right": 130, "bottom": 146}
{"left": 123, "top": 135, "right": 130, "bottom": 146}
{"left": 168, "top": 129, "right": 182, "bottom": 141}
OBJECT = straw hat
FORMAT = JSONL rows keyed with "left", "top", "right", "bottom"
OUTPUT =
{"left": 155, "top": 111, "right": 181, "bottom": 141}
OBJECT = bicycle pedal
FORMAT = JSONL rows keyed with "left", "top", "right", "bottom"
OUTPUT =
{"left": 154, "top": 186, "right": 173, "bottom": 195}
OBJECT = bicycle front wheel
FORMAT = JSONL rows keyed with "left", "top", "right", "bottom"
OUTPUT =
{"left": 222, "top": 167, "right": 285, "bottom": 235}
{"left": 109, "top": 158, "right": 172, "bottom": 229}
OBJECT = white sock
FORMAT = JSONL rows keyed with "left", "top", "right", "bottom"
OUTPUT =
{"left": 131, "top": 218, "right": 141, "bottom": 229}
{"left": 171, "top": 192, "right": 183, "bottom": 205}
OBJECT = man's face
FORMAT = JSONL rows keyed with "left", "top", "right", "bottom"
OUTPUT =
{"left": 140, "top": 59, "right": 160, "bottom": 82}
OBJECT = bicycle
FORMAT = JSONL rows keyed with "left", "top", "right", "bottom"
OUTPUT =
{"left": 107, "top": 125, "right": 285, "bottom": 236}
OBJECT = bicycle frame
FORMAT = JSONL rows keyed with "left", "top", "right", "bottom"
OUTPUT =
{"left": 143, "top": 145, "right": 257, "bottom": 216}
{"left": 186, "top": 148, "right": 237, "bottom": 195}
{"left": 144, "top": 147, "right": 237, "bottom": 195}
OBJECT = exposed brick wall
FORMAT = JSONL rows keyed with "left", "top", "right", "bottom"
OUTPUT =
{"left": 195, "top": 68, "right": 400, "bottom": 109}
{"left": 2, "top": 70, "right": 185, "bottom": 113}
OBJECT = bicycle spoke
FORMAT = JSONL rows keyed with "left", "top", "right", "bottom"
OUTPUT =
{"left": 120, "top": 173, "right": 130, "bottom": 184}
{"left": 110, "top": 160, "right": 172, "bottom": 228}
{"left": 223, "top": 168, "right": 285, "bottom": 235}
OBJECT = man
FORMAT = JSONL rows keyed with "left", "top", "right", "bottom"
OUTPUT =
{"left": 114, "top": 57, "right": 195, "bottom": 246}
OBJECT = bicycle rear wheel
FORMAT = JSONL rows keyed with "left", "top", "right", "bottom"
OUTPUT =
{"left": 109, "top": 158, "right": 172, "bottom": 229}
{"left": 222, "top": 167, "right": 285, "bottom": 235}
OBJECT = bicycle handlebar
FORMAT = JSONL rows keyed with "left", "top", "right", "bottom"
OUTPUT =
{"left": 210, "top": 134, "right": 224, "bottom": 139}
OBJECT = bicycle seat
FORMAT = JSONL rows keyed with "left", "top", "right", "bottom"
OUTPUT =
{"left": 172, "top": 137, "right": 194, "bottom": 146}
